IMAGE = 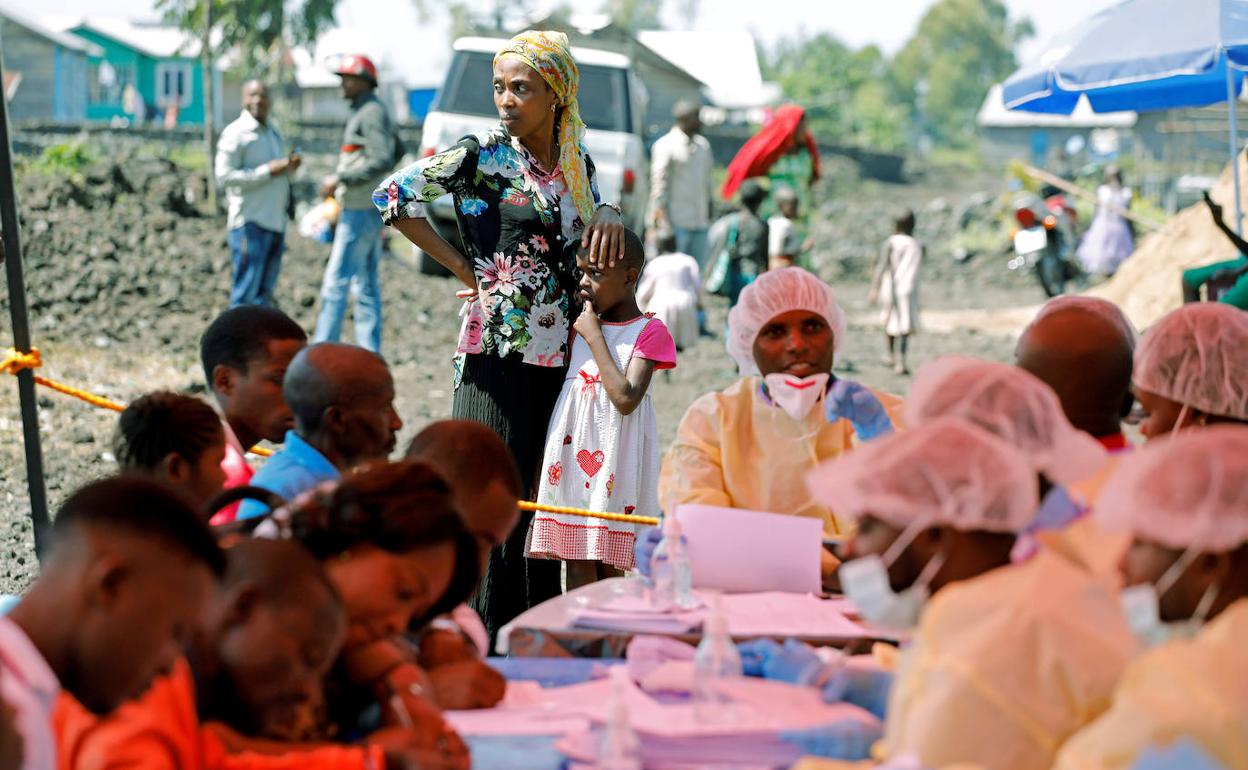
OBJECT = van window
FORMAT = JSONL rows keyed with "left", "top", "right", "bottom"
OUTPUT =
{"left": 437, "top": 50, "right": 631, "bottom": 133}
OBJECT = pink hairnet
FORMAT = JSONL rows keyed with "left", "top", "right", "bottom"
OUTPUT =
{"left": 806, "top": 417, "right": 1039, "bottom": 534}
{"left": 1133, "top": 303, "right": 1248, "bottom": 420}
{"left": 1094, "top": 424, "right": 1248, "bottom": 553}
{"left": 1028, "top": 295, "right": 1137, "bottom": 349}
{"left": 903, "top": 355, "right": 1109, "bottom": 487}
{"left": 726, "top": 267, "right": 848, "bottom": 376}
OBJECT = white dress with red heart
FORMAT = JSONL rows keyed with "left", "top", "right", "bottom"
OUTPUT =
{"left": 527, "top": 313, "right": 675, "bottom": 570}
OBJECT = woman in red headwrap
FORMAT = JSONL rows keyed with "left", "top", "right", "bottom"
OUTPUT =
{"left": 721, "top": 105, "right": 821, "bottom": 202}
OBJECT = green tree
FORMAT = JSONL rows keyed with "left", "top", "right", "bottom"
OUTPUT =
{"left": 603, "top": 0, "right": 665, "bottom": 31}
{"left": 157, "top": 0, "right": 338, "bottom": 72}
{"left": 891, "top": 0, "right": 1033, "bottom": 146}
{"left": 764, "top": 34, "right": 907, "bottom": 151}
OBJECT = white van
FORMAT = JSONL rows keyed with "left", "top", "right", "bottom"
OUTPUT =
{"left": 413, "top": 36, "right": 650, "bottom": 273}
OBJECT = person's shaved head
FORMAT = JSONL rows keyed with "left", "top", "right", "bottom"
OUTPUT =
{"left": 406, "top": 420, "right": 522, "bottom": 550}
{"left": 283, "top": 343, "right": 401, "bottom": 468}
{"left": 194, "top": 538, "right": 345, "bottom": 736}
{"left": 1016, "top": 303, "right": 1135, "bottom": 439}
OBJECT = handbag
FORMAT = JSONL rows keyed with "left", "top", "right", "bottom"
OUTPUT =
{"left": 704, "top": 216, "right": 739, "bottom": 297}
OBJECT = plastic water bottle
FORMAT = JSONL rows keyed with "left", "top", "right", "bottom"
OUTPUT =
{"left": 598, "top": 667, "right": 642, "bottom": 770}
{"left": 693, "top": 593, "right": 742, "bottom": 723}
{"left": 650, "top": 514, "right": 693, "bottom": 610}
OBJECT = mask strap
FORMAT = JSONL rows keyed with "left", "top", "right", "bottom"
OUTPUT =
{"left": 1168, "top": 403, "right": 1191, "bottom": 439}
{"left": 881, "top": 518, "right": 929, "bottom": 569}
{"left": 913, "top": 548, "right": 948, "bottom": 591}
{"left": 1189, "top": 580, "right": 1222, "bottom": 627}
{"left": 1154, "top": 545, "right": 1201, "bottom": 600}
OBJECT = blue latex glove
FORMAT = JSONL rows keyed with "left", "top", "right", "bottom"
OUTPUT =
{"left": 1130, "top": 739, "right": 1226, "bottom": 770}
{"left": 737, "top": 638, "right": 822, "bottom": 684}
{"left": 821, "top": 665, "right": 894, "bottom": 721}
{"left": 781, "top": 718, "right": 883, "bottom": 760}
{"left": 1028, "top": 485, "right": 1082, "bottom": 532}
{"left": 825, "top": 379, "right": 894, "bottom": 441}
{"left": 737, "top": 638, "right": 781, "bottom": 677}
{"left": 634, "top": 526, "right": 663, "bottom": 578}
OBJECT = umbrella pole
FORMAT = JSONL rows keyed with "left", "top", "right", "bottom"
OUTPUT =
{"left": 1228, "top": 64, "right": 1244, "bottom": 236}
{"left": 0, "top": 45, "right": 51, "bottom": 554}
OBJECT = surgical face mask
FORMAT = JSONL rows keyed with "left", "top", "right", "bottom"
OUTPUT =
{"left": 1120, "top": 546, "right": 1221, "bottom": 648}
{"left": 763, "top": 373, "right": 830, "bottom": 421}
{"left": 839, "top": 519, "right": 947, "bottom": 631}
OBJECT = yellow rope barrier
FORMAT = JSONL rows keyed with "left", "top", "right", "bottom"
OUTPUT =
{"left": 519, "top": 500, "right": 660, "bottom": 527}
{"left": 2, "top": 347, "right": 274, "bottom": 457}
{"left": 5, "top": 349, "right": 657, "bottom": 528}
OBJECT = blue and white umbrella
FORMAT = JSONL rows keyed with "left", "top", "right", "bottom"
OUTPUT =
{"left": 1003, "top": 0, "right": 1248, "bottom": 229}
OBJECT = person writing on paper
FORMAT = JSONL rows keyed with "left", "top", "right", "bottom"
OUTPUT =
{"left": 763, "top": 418, "right": 1136, "bottom": 767}
{"left": 1131, "top": 303, "right": 1248, "bottom": 441}
{"left": 654, "top": 267, "right": 900, "bottom": 541}
{"left": 1053, "top": 426, "right": 1248, "bottom": 770}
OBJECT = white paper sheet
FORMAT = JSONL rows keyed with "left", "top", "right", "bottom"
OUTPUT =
{"left": 676, "top": 504, "right": 822, "bottom": 594}
{"left": 718, "top": 592, "right": 869, "bottom": 639}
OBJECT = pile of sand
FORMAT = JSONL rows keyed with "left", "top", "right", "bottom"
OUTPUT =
{"left": 1089, "top": 151, "right": 1246, "bottom": 330}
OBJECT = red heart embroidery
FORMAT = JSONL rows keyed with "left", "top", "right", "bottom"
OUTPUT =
{"left": 624, "top": 506, "right": 636, "bottom": 516}
{"left": 563, "top": 434, "right": 573, "bottom": 445}
{"left": 576, "top": 449, "right": 605, "bottom": 478}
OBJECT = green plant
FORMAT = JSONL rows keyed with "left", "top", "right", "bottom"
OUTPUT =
{"left": 35, "top": 142, "right": 95, "bottom": 175}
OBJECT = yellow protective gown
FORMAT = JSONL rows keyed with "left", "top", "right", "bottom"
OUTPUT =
{"left": 881, "top": 549, "right": 1139, "bottom": 770}
{"left": 1053, "top": 598, "right": 1248, "bottom": 770}
{"left": 657, "top": 376, "right": 903, "bottom": 536}
{"left": 1039, "top": 453, "right": 1131, "bottom": 590}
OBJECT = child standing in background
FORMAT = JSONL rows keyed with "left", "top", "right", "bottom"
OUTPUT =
{"left": 870, "top": 209, "right": 923, "bottom": 375}
{"left": 528, "top": 229, "right": 677, "bottom": 590}
{"left": 636, "top": 230, "right": 702, "bottom": 351}
{"left": 767, "top": 186, "right": 807, "bottom": 271}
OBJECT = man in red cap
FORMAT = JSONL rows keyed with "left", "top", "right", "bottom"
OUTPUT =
{"left": 314, "top": 54, "right": 401, "bottom": 355}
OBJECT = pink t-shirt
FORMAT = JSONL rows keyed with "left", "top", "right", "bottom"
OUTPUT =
{"left": 634, "top": 317, "right": 678, "bottom": 370}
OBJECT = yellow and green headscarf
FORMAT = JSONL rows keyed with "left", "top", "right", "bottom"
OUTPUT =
{"left": 494, "top": 30, "right": 596, "bottom": 224}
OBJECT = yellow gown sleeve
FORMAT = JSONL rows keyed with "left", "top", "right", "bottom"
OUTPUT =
{"left": 658, "top": 391, "right": 733, "bottom": 515}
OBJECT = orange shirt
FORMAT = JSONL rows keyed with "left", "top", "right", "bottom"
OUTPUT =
{"left": 54, "top": 658, "right": 382, "bottom": 770}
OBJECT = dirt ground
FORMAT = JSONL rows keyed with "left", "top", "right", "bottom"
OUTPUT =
{"left": 0, "top": 143, "right": 1045, "bottom": 593}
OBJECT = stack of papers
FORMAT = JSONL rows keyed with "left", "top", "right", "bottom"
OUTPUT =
{"left": 553, "top": 676, "right": 879, "bottom": 767}
{"left": 677, "top": 504, "right": 823, "bottom": 594}
{"left": 567, "top": 594, "right": 703, "bottom": 634}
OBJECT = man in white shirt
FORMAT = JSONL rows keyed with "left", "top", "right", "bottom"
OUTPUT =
{"left": 215, "top": 80, "right": 300, "bottom": 307}
{"left": 0, "top": 476, "right": 224, "bottom": 770}
{"left": 648, "top": 100, "right": 715, "bottom": 268}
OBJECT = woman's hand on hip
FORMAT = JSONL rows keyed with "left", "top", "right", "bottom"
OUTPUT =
{"left": 582, "top": 205, "right": 625, "bottom": 269}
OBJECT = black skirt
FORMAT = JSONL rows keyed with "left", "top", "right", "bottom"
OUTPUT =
{"left": 454, "top": 352, "right": 566, "bottom": 639}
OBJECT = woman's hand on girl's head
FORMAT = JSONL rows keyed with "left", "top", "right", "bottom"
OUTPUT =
{"left": 583, "top": 205, "right": 625, "bottom": 269}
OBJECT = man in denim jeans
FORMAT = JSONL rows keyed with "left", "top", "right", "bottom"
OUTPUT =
{"left": 216, "top": 80, "right": 299, "bottom": 307}
{"left": 314, "top": 55, "right": 400, "bottom": 354}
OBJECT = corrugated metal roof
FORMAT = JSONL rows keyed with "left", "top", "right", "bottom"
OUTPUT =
{"left": 0, "top": 0, "right": 101, "bottom": 55}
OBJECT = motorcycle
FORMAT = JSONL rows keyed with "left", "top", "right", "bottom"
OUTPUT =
{"left": 1009, "top": 188, "right": 1080, "bottom": 297}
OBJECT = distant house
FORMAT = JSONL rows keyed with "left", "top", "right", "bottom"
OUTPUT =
{"left": 61, "top": 18, "right": 225, "bottom": 126}
{"left": 977, "top": 83, "right": 1137, "bottom": 168}
{"left": 635, "top": 29, "right": 780, "bottom": 124}
{"left": 0, "top": 0, "right": 100, "bottom": 121}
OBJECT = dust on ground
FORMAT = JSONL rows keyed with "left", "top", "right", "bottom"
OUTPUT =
{"left": 0, "top": 138, "right": 1047, "bottom": 592}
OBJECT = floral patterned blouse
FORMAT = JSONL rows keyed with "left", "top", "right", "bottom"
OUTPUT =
{"left": 374, "top": 126, "right": 601, "bottom": 368}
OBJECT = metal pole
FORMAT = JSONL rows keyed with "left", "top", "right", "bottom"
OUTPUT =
{"left": 0, "top": 39, "right": 51, "bottom": 555}
{"left": 1228, "top": 62, "right": 1244, "bottom": 236}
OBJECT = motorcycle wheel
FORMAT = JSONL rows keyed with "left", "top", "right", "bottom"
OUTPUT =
{"left": 1036, "top": 253, "right": 1066, "bottom": 297}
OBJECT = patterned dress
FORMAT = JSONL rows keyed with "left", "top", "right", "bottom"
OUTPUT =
{"left": 527, "top": 315, "right": 676, "bottom": 570}
{"left": 375, "top": 126, "right": 603, "bottom": 636}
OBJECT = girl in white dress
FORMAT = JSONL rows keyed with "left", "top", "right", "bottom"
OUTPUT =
{"left": 528, "top": 230, "right": 677, "bottom": 589}
{"left": 870, "top": 209, "right": 923, "bottom": 374}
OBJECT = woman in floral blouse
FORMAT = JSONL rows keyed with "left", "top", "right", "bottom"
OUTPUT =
{"left": 376, "top": 30, "right": 625, "bottom": 634}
